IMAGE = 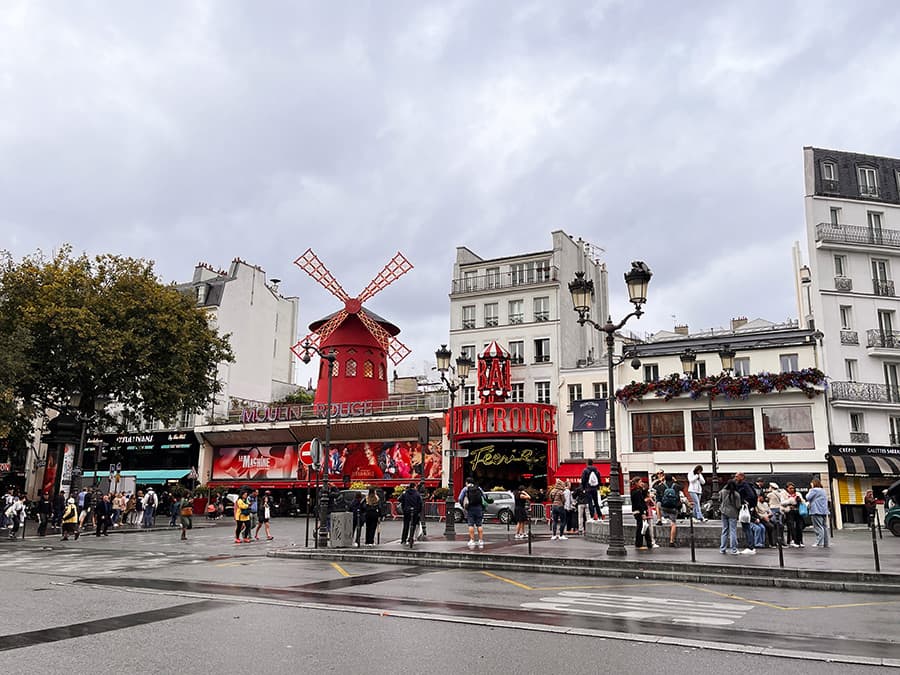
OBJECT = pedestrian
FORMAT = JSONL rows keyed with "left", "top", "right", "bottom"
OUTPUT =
{"left": 719, "top": 478, "right": 741, "bottom": 555}
{"left": 399, "top": 482, "right": 423, "bottom": 545}
{"left": 580, "top": 458, "right": 602, "bottom": 521}
{"left": 755, "top": 494, "right": 775, "bottom": 547}
{"left": 687, "top": 465, "right": 706, "bottom": 521}
{"left": 630, "top": 477, "right": 653, "bottom": 550}
{"left": 513, "top": 485, "right": 530, "bottom": 539}
{"left": 94, "top": 494, "right": 112, "bottom": 536}
{"left": 657, "top": 474, "right": 681, "bottom": 547}
{"left": 179, "top": 492, "right": 193, "bottom": 541}
{"left": 248, "top": 489, "right": 260, "bottom": 536}
{"left": 61, "top": 498, "right": 79, "bottom": 541}
{"left": 52, "top": 490, "right": 66, "bottom": 532}
{"left": 254, "top": 491, "right": 274, "bottom": 541}
{"left": 574, "top": 484, "right": 589, "bottom": 532}
{"left": 650, "top": 469, "right": 667, "bottom": 524}
{"left": 36, "top": 492, "right": 51, "bottom": 536}
{"left": 5, "top": 495, "right": 25, "bottom": 539}
{"left": 142, "top": 487, "right": 157, "bottom": 528}
{"left": 112, "top": 492, "right": 126, "bottom": 527}
{"left": 781, "top": 483, "right": 806, "bottom": 548}
{"left": 79, "top": 488, "right": 94, "bottom": 530}
{"left": 564, "top": 481, "right": 578, "bottom": 534}
{"left": 234, "top": 490, "right": 252, "bottom": 543}
{"left": 767, "top": 483, "right": 785, "bottom": 544}
{"left": 458, "top": 477, "right": 492, "bottom": 548}
{"left": 863, "top": 490, "right": 877, "bottom": 525}
{"left": 807, "top": 478, "right": 830, "bottom": 547}
{"left": 349, "top": 491, "right": 365, "bottom": 546}
{"left": 168, "top": 492, "right": 179, "bottom": 527}
{"left": 363, "top": 487, "right": 380, "bottom": 546}
{"left": 733, "top": 472, "right": 758, "bottom": 555}
{"left": 548, "top": 478, "right": 567, "bottom": 541}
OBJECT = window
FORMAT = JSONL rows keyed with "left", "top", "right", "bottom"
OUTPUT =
{"left": 534, "top": 338, "right": 550, "bottom": 363}
{"left": 868, "top": 211, "right": 884, "bottom": 244}
{"left": 462, "top": 386, "right": 476, "bottom": 406}
{"left": 643, "top": 364, "right": 659, "bottom": 382}
{"left": 873, "top": 259, "right": 892, "bottom": 296}
{"left": 849, "top": 412, "right": 864, "bottom": 433}
{"left": 733, "top": 357, "right": 750, "bottom": 377}
{"left": 569, "top": 432, "right": 584, "bottom": 459}
{"left": 346, "top": 359, "right": 357, "bottom": 377}
{"left": 378, "top": 363, "right": 385, "bottom": 380}
{"left": 508, "top": 299, "right": 523, "bottom": 324}
{"left": 534, "top": 296, "right": 550, "bottom": 322}
{"left": 845, "top": 359, "right": 858, "bottom": 381}
{"left": 331, "top": 358, "right": 340, "bottom": 377}
{"left": 568, "top": 384, "right": 582, "bottom": 408}
{"left": 363, "top": 361, "right": 374, "bottom": 378}
{"left": 464, "top": 270, "right": 478, "bottom": 292}
{"left": 822, "top": 161, "right": 836, "bottom": 181}
{"left": 460, "top": 345, "right": 476, "bottom": 363}
{"left": 510, "top": 383, "right": 525, "bottom": 403}
{"left": 834, "top": 254, "right": 847, "bottom": 277}
{"left": 594, "top": 431, "right": 610, "bottom": 458}
{"left": 593, "top": 382, "right": 608, "bottom": 400}
{"left": 691, "top": 361, "right": 707, "bottom": 379}
{"left": 885, "top": 363, "right": 900, "bottom": 403}
{"left": 779, "top": 353, "right": 799, "bottom": 372}
{"left": 692, "top": 408, "right": 756, "bottom": 451}
{"left": 196, "top": 284, "right": 207, "bottom": 304}
{"left": 830, "top": 207, "right": 841, "bottom": 225}
{"left": 536, "top": 381, "right": 551, "bottom": 404}
{"left": 486, "top": 267, "right": 501, "bottom": 289}
{"left": 536, "top": 259, "right": 551, "bottom": 281}
{"left": 484, "top": 303, "right": 499, "bottom": 327}
{"left": 839, "top": 305, "right": 853, "bottom": 330}
{"left": 878, "top": 310, "right": 895, "bottom": 340}
{"left": 858, "top": 166, "right": 878, "bottom": 197}
{"left": 510, "top": 262, "right": 531, "bottom": 285}
{"left": 890, "top": 416, "right": 900, "bottom": 445}
{"left": 762, "top": 406, "right": 815, "bottom": 449}
{"left": 632, "top": 412, "right": 685, "bottom": 452}
{"left": 508, "top": 341, "right": 524, "bottom": 365}
{"left": 461, "top": 305, "right": 475, "bottom": 329}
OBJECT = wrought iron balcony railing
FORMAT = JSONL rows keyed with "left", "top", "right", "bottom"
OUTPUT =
{"left": 850, "top": 431, "right": 870, "bottom": 443}
{"left": 874, "top": 278, "right": 895, "bottom": 297}
{"left": 830, "top": 381, "right": 900, "bottom": 404}
{"left": 840, "top": 330, "right": 859, "bottom": 345}
{"left": 451, "top": 266, "right": 559, "bottom": 294}
{"left": 815, "top": 222, "right": 900, "bottom": 248}
{"left": 834, "top": 276, "right": 853, "bottom": 292}
{"left": 867, "top": 329, "right": 900, "bottom": 349}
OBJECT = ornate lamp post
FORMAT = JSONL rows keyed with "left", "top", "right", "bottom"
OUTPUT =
{"left": 296, "top": 339, "right": 337, "bottom": 548}
{"left": 679, "top": 345, "right": 736, "bottom": 514}
{"left": 435, "top": 344, "right": 473, "bottom": 539}
{"left": 569, "top": 261, "right": 652, "bottom": 556}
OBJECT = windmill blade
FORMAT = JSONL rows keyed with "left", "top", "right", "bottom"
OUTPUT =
{"left": 294, "top": 248, "right": 351, "bottom": 302}
{"left": 357, "top": 310, "right": 394, "bottom": 351}
{"left": 357, "top": 252, "right": 413, "bottom": 304}
{"left": 387, "top": 336, "right": 411, "bottom": 365}
{"left": 314, "top": 310, "right": 349, "bottom": 344}
{"left": 291, "top": 333, "right": 320, "bottom": 361}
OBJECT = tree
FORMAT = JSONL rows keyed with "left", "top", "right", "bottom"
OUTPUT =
{"left": 0, "top": 246, "right": 234, "bottom": 430}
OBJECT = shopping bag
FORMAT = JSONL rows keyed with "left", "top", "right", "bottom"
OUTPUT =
{"left": 738, "top": 504, "right": 751, "bottom": 524}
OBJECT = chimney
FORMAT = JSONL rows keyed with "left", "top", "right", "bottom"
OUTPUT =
{"left": 674, "top": 324, "right": 689, "bottom": 336}
{"left": 731, "top": 316, "right": 748, "bottom": 331}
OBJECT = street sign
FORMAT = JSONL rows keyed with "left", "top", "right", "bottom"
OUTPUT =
{"left": 310, "top": 438, "right": 323, "bottom": 466}
{"left": 444, "top": 448, "right": 469, "bottom": 458}
{"left": 299, "top": 441, "right": 314, "bottom": 466}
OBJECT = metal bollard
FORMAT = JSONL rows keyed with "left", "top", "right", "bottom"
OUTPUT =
{"left": 527, "top": 518, "right": 533, "bottom": 556}
{"left": 777, "top": 521, "right": 785, "bottom": 568}
{"left": 689, "top": 514, "right": 696, "bottom": 563}
{"left": 871, "top": 518, "right": 881, "bottom": 572}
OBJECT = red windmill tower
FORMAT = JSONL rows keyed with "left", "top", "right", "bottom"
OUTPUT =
{"left": 291, "top": 248, "right": 414, "bottom": 405}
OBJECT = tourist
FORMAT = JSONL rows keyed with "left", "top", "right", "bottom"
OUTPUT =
{"left": 580, "top": 459, "right": 602, "bottom": 521}
{"left": 94, "top": 494, "right": 113, "bottom": 536}
{"left": 61, "top": 498, "right": 79, "bottom": 541}
{"left": 781, "top": 483, "right": 806, "bottom": 548}
{"left": 513, "top": 485, "right": 530, "bottom": 540}
{"left": 807, "top": 478, "right": 830, "bottom": 547}
{"left": 630, "top": 477, "right": 653, "bottom": 550}
{"left": 254, "top": 491, "right": 275, "bottom": 541}
{"left": 719, "top": 479, "right": 741, "bottom": 555}
{"left": 234, "top": 490, "right": 252, "bottom": 543}
{"left": 141, "top": 487, "right": 157, "bottom": 528}
{"left": 349, "top": 491, "right": 365, "bottom": 546}
{"left": 687, "top": 465, "right": 706, "bottom": 521}
{"left": 755, "top": 494, "right": 775, "bottom": 547}
{"left": 459, "top": 478, "right": 491, "bottom": 548}
{"left": 179, "top": 492, "right": 193, "bottom": 541}
{"left": 548, "top": 479, "right": 567, "bottom": 541}
{"left": 399, "top": 482, "right": 423, "bottom": 545}
{"left": 733, "top": 472, "right": 758, "bottom": 555}
{"left": 657, "top": 474, "right": 681, "bottom": 547}
{"left": 364, "top": 487, "right": 380, "bottom": 546}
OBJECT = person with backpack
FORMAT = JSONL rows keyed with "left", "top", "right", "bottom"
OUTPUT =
{"left": 458, "top": 477, "right": 492, "bottom": 548}
{"left": 141, "top": 487, "right": 158, "bottom": 528}
{"left": 61, "top": 498, "right": 79, "bottom": 541}
{"left": 719, "top": 478, "right": 742, "bottom": 555}
{"left": 399, "top": 483, "right": 423, "bottom": 545}
{"left": 656, "top": 474, "right": 681, "bottom": 547}
{"left": 580, "top": 459, "right": 602, "bottom": 520}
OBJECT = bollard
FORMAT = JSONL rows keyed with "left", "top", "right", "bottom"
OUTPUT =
{"left": 777, "top": 521, "right": 785, "bottom": 568}
{"left": 876, "top": 511, "right": 883, "bottom": 540}
{"left": 689, "top": 514, "right": 696, "bottom": 563}
{"left": 527, "top": 518, "right": 532, "bottom": 556}
{"left": 871, "top": 518, "right": 881, "bottom": 572}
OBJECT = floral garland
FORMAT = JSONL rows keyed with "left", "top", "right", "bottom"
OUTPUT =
{"left": 615, "top": 368, "right": 827, "bottom": 406}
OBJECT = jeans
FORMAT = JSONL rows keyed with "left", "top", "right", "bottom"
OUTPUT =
{"left": 751, "top": 522, "right": 767, "bottom": 547}
{"left": 551, "top": 505, "right": 566, "bottom": 536}
{"left": 740, "top": 521, "right": 755, "bottom": 550}
{"left": 720, "top": 516, "right": 738, "bottom": 552}
{"left": 812, "top": 514, "right": 829, "bottom": 546}
{"left": 142, "top": 506, "right": 155, "bottom": 528}
{"left": 586, "top": 488, "right": 600, "bottom": 519}
{"left": 690, "top": 492, "right": 703, "bottom": 520}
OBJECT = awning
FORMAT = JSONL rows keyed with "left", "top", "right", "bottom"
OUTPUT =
{"left": 829, "top": 453, "right": 900, "bottom": 477}
{"left": 553, "top": 462, "right": 610, "bottom": 482}
{"left": 85, "top": 469, "right": 191, "bottom": 482}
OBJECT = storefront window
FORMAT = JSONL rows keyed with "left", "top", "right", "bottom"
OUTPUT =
{"left": 632, "top": 412, "right": 685, "bottom": 452}
{"left": 762, "top": 406, "right": 815, "bottom": 449}
{"left": 692, "top": 408, "right": 755, "bottom": 451}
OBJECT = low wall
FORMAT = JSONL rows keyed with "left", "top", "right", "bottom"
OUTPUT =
{"left": 585, "top": 518, "right": 756, "bottom": 548}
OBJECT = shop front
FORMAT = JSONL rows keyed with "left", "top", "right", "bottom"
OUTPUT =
{"left": 827, "top": 444, "right": 900, "bottom": 526}
{"left": 78, "top": 430, "right": 201, "bottom": 490}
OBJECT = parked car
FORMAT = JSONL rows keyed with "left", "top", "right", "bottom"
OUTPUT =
{"left": 453, "top": 490, "right": 516, "bottom": 524}
{"left": 885, "top": 479, "right": 900, "bottom": 536}
{"left": 599, "top": 495, "right": 633, "bottom": 518}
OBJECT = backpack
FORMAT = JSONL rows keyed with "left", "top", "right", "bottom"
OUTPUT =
{"left": 588, "top": 470, "right": 599, "bottom": 487}
{"left": 661, "top": 485, "right": 679, "bottom": 509}
{"left": 463, "top": 485, "right": 482, "bottom": 509}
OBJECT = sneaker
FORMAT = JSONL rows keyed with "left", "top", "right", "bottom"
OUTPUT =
{"left": 720, "top": 549, "right": 727, "bottom": 554}
{"left": 74, "top": 531, "right": 79, "bottom": 540}
{"left": 652, "top": 543, "right": 660, "bottom": 548}
{"left": 550, "top": 535, "right": 558, "bottom": 540}
{"left": 669, "top": 541, "right": 679, "bottom": 547}
{"left": 637, "top": 546, "right": 649, "bottom": 551}
{"left": 740, "top": 548, "right": 756, "bottom": 555}
{"left": 477, "top": 540, "right": 484, "bottom": 548}
{"left": 353, "top": 542, "right": 359, "bottom": 547}
{"left": 727, "top": 549, "right": 739, "bottom": 555}
{"left": 811, "top": 543, "right": 818, "bottom": 547}
{"left": 467, "top": 539, "right": 476, "bottom": 548}
{"left": 559, "top": 535, "right": 568, "bottom": 540}
{"left": 789, "top": 543, "right": 800, "bottom": 548}
{"left": 243, "top": 538, "right": 251, "bottom": 543}
{"left": 234, "top": 539, "right": 241, "bottom": 543}
{"left": 799, "top": 543, "right": 805, "bottom": 548}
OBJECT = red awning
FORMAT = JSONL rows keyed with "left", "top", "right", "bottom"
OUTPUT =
{"left": 553, "top": 462, "right": 610, "bottom": 482}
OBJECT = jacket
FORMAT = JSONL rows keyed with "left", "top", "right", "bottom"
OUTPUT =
{"left": 399, "top": 488, "right": 423, "bottom": 514}
{"left": 688, "top": 472, "right": 705, "bottom": 494}
{"left": 630, "top": 487, "right": 649, "bottom": 515}
{"left": 235, "top": 498, "right": 251, "bottom": 522}
{"left": 806, "top": 487, "right": 829, "bottom": 515}
{"left": 62, "top": 504, "right": 78, "bottom": 524}
{"left": 581, "top": 466, "right": 601, "bottom": 490}
{"left": 719, "top": 481, "right": 742, "bottom": 519}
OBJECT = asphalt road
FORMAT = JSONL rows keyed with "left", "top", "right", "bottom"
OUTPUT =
{"left": 1, "top": 518, "right": 898, "bottom": 672}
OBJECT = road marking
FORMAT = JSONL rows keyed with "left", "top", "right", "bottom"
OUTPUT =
{"left": 480, "top": 571, "right": 671, "bottom": 593}
{"left": 522, "top": 591, "right": 750, "bottom": 626}
{"left": 683, "top": 584, "right": 900, "bottom": 611}
{"left": 481, "top": 571, "right": 533, "bottom": 590}
{"left": 331, "top": 562, "right": 351, "bottom": 578}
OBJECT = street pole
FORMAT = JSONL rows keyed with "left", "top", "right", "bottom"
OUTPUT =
{"left": 708, "top": 393, "right": 720, "bottom": 513}
{"left": 317, "top": 349, "right": 335, "bottom": 549}
{"left": 604, "top": 329, "right": 627, "bottom": 556}
{"left": 444, "top": 385, "right": 457, "bottom": 539}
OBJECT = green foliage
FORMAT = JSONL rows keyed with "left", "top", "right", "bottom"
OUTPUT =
{"left": 274, "top": 388, "right": 315, "bottom": 405}
{"left": 0, "top": 246, "right": 234, "bottom": 428}
{"left": 432, "top": 487, "right": 449, "bottom": 501}
{"left": 392, "top": 485, "right": 405, "bottom": 499}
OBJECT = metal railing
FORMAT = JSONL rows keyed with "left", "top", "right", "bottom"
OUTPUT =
{"left": 451, "top": 266, "right": 559, "bottom": 294}
{"left": 874, "top": 279, "right": 895, "bottom": 297}
{"left": 225, "top": 391, "right": 451, "bottom": 424}
{"left": 830, "top": 381, "right": 900, "bottom": 404}
{"left": 867, "top": 329, "right": 900, "bottom": 349}
{"left": 840, "top": 330, "right": 859, "bottom": 345}
{"left": 850, "top": 431, "right": 870, "bottom": 443}
{"left": 834, "top": 276, "right": 853, "bottom": 292}
{"left": 815, "top": 222, "right": 900, "bottom": 248}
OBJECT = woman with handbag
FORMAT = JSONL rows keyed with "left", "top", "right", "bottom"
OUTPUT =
{"left": 234, "top": 490, "right": 252, "bottom": 544}
{"left": 179, "top": 493, "right": 193, "bottom": 541}
{"left": 630, "top": 478, "right": 653, "bottom": 550}
{"left": 781, "top": 483, "right": 806, "bottom": 548}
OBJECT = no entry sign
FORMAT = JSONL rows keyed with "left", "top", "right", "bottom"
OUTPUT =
{"left": 299, "top": 439, "right": 323, "bottom": 467}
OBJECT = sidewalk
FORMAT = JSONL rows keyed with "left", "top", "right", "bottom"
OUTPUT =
{"left": 0, "top": 517, "right": 223, "bottom": 541}
{"left": 269, "top": 520, "right": 900, "bottom": 594}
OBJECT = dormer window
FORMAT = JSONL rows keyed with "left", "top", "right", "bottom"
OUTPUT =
{"left": 822, "top": 161, "right": 836, "bottom": 181}
{"left": 858, "top": 166, "right": 878, "bottom": 197}
{"left": 196, "top": 284, "right": 207, "bottom": 304}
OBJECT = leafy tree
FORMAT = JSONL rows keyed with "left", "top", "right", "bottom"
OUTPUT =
{"left": 274, "top": 388, "right": 315, "bottom": 405}
{"left": 0, "top": 246, "right": 234, "bottom": 430}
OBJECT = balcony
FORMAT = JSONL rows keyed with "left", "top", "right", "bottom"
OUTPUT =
{"left": 874, "top": 278, "right": 896, "bottom": 297}
{"left": 830, "top": 381, "right": 900, "bottom": 404}
{"left": 834, "top": 276, "right": 853, "bottom": 292}
{"left": 451, "top": 266, "right": 559, "bottom": 294}
{"left": 840, "top": 330, "right": 859, "bottom": 345}
{"left": 859, "top": 185, "right": 879, "bottom": 198}
{"left": 815, "top": 222, "right": 900, "bottom": 249}
{"left": 867, "top": 329, "right": 900, "bottom": 348}
{"left": 821, "top": 178, "right": 840, "bottom": 194}
{"left": 850, "top": 431, "right": 870, "bottom": 443}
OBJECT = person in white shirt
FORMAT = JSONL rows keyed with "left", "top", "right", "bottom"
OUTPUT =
{"left": 687, "top": 465, "right": 706, "bottom": 521}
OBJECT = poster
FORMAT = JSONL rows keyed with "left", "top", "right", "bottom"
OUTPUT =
{"left": 211, "top": 445, "right": 300, "bottom": 480}
{"left": 58, "top": 443, "right": 75, "bottom": 496}
{"left": 328, "top": 440, "right": 443, "bottom": 481}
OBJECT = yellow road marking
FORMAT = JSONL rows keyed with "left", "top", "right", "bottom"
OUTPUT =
{"left": 331, "top": 562, "right": 351, "bottom": 578}
{"left": 682, "top": 584, "right": 900, "bottom": 611}
{"left": 215, "top": 562, "right": 243, "bottom": 567}
{"left": 480, "top": 572, "right": 672, "bottom": 593}
{"left": 480, "top": 571, "right": 533, "bottom": 590}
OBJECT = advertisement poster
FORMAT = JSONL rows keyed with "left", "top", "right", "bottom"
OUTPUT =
{"left": 41, "top": 449, "right": 59, "bottom": 497}
{"left": 211, "top": 445, "right": 300, "bottom": 480}
{"left": 58, "top": 443, "right": 75, "bottom": 496}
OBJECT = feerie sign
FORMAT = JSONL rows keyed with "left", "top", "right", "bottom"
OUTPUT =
{"left": 451, "top": 403, "right": 556, "bottom": 439}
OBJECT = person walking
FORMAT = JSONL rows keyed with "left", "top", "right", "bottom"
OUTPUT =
{"left": 36, "top": 492, "right": 51, "bottom": 537}
{"left": 179, "top": 492, "right": 193, "bottom": 541}
{"left": 254, "top": 491, "right": 275, "bottom": 541}
{"left": 248, "top": 489, "right": 260, "bottom": 537}
{"left": 458, "top": 478, "right": 491, "bottom": 548}
{"left": 363, "top": 487, "right": 380, "bottom": 546}
{"left": 657, "top": 475, "right": 681, "bottom": 546}
{"left": 548, "top": 479, "right": 567, "bottom": 541}
{"left": 61, "top": 498, "right": 79, "bottom": 541}
{"left": 719, "top": 478, "right": 741, "bottom": 555}
{"left": 52, "top": 490, "right": 66, "bottom": 532}
{"left": 94, "top": 494, "right": 113, "bottom": 536}
{"left": 513, "top": 486, "right": 531, "bottom": 539}
{"left": 112, "top": 492, "right": 126, "bottom": 527}
{"left": 234, "top": 490, "right": 252, "bottom": 543}
{"left": 630, "top": 478, "right": 653, "bottom": 550}
{"left": 733, "top": 472, "right": 758, "bottom": 555}
{"left": 5, "top": 495, "right": 25, "bottom": 539}
{"left": 142, "top": 488, "right": 158, "bottom": 528}
{"left": 399, "top": 483, "right": 423, "bottom": 545}
{"left": 687, "top": 465, "right": 706, "bottom": 521}
{"left": 580, "top": 459, "right": 602, "bottom": 521}
{"left": 806, "top": 478, "right": 830, "bottom": 547}
{"left": 781, "top": 483, "right": 806, "bottom": 548}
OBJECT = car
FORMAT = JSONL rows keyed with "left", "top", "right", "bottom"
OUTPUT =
{"left": 453, "top": 490, "right": 516, "bottom": 524}
{"left": 885, "top": 480, "right": 900, "bottom": 536}
{"left": 599, "top": 495, "right": 633, "bottom": 518}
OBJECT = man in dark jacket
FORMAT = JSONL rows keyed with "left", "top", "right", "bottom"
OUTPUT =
{"left": 94, "top": 494, "right": 113, "bottom": 536}
{"left": 36, "top": 492, "right": 51, "bottom": 536}
{"left": 580, "top": 459, "right": 602, "bottom": 521}
{"left": 734, "top": 472, "right": 758, "bottom": 554}
{"left": 399, "top": 483, "right": 423, "bottom": 545}
{"left": 52, "top": 490, "right": 66, "bottom": 531}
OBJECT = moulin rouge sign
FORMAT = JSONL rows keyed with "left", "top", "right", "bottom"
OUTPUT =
{"left": 450, "top": 403, "right": 556, "bottom": 438}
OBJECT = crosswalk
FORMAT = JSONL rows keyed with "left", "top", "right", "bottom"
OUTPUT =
{"left": 0, "top": 548, "right": 206, "bottom": 578}
{"left": 521, "top": 590, "right": 751, "bottom": 626}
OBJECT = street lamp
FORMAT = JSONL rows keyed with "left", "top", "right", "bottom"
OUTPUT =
{"left": 296, "top": 339, "right": 337, "bottom": 549}
{"left": 68, "top": 393, "right": 108, "bottom": 492}
{"left": 569, "top": 261, "right": 652, "bottom": 556}
{"left": 435, "top": 344, "right": 473, "bottom": 539}
{"left": 680, "top": 345, "right": 736, "bottom": 515}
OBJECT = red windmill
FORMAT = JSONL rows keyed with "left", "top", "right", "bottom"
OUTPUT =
{"left": 291, "top": 248, "right": 414, "bottom": 406}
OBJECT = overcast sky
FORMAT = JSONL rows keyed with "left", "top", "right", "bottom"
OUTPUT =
{"left": 3, "top": 1, "right": 900, "bottom": 384}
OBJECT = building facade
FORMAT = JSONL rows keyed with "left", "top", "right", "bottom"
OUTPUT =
{"left": 798, "top": 146, "right": 900, "bottom": 522}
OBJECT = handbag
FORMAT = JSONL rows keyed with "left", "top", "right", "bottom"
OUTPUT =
{"left": 798, "top": 501, "right": 809, "bottom": 517}
{"left": 641, "top": 519, "right": 650, "bottom": 535}
{"left": 738, "top": 504, "right": 751, "bottom": 524}
{"left": 180, "top": 506, "right": 193, "bottom": 517}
